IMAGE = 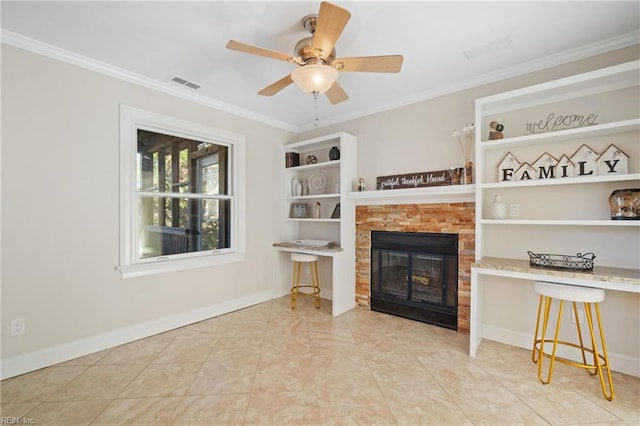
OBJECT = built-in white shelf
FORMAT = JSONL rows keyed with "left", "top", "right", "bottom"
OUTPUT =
{"left": 481, "top": 173, "right": 640, "bottom": 189}
{"left": 480, "top": 118, "right": 640, "bottom": 151}
{"left": 285, "top": 160, "right": 340, "bottom": 172}
{"left": 480, "top": 219, "right": 640, "bottom": 226}
{"left": 286, "top": 218, "right": 340, "bottom": 223}
{"left": 287, "top": 193, "right": 340, "bottom": 201}
{"left": 348, "top": 184, "right": 475, "bottom": 205}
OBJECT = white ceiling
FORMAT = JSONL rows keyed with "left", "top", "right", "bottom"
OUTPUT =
{"left": 2, "top": 1, "right": 639, "bottom": 132}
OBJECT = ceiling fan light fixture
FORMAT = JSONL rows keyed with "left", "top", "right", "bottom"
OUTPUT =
{"left": 291, "top": 64, "right": 338, "bottom": 94}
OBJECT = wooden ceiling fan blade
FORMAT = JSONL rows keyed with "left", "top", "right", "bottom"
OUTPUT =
{"left": 226, "top": 40, "right": 293, "bottom": 63}
{"left": 333, "top": 55, "right": 404, "bottom": 73}
{"left": 258, "top": 74, "right": 294, "bottom": 96}
{"left": 312, "top": 2, "right": 351, "bottom": 60}
{"left": 325, "top": 81, "right": 349, "bottom": 105}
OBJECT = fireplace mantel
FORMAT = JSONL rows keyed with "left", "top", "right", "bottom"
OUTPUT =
{"left": 348, "top": 185, "right": 475, "bottom": 206}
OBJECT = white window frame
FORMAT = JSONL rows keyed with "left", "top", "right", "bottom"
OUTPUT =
{"left": 118, "top": 105, "right": 246, "bottom": 278}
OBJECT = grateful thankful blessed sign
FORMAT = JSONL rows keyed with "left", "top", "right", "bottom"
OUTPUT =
{"left": 376, "top": 170, "right": 451, "bottom": 190}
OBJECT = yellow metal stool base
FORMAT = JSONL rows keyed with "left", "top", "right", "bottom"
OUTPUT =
{"left": 531, "top": 281, "right": 614, "bottom": 401}
{"left": 290, "top": 253, "right": 321, "bottom": 310}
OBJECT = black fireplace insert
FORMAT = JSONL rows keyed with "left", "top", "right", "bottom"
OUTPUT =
{"left": 370, "top": 231, "right": 458, "bottom": 330}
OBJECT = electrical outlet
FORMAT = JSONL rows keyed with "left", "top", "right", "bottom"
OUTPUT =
{"left": 10, "top": 319, "right": 25, "bottom": 336}
{"left": 509, "top": 203, "right": 520, "bottom": 217}
{"left": 571, "top": 308, "right": 584, "bottom": 324}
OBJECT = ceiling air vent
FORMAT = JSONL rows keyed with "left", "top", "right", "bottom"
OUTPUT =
{"left": 170, "top": 76, "right": 201, "bottom": 90}
{"left": 463, "top": 35, "right": 513, "bottom": 61}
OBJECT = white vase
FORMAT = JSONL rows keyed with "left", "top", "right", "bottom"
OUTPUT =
{"left": 490, "top": 195, "right": 507, "bottom": 219}
{"left": 295, "top": 181, "right": 303, "bottom": 197}
{"left": 301, "top": 179, "right": 309, "bottom": 196}
{"left": 291, "top": 177, "right": 299, "bottom": 197}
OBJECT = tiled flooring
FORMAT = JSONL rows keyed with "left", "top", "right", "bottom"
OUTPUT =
{"left": 1, "top": 296, "right": 639, "bottom": 425}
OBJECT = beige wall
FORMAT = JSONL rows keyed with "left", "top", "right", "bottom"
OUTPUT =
{"left": 2, "top": 43, "right": 638, "bottom": 378}
{"left": 299, "top": 46, "right": 640, "bottom": 190}
{"left": 0, "top": 45, "right": 296, "bottom": 377}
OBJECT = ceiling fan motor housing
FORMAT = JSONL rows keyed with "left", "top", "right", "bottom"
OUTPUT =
{"left": 296, "top": 13, "right": 336, "bottom": 65}
{"left": 294, "top": 37, "right": 336, "bottom": 65}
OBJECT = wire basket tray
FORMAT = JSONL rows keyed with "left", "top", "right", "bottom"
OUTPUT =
{"left": 527, "top": 251, "right": 596, "bottom": 271}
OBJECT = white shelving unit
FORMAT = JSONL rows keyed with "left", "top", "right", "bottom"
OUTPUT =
{"left": 470, "top": 60, "right": 640, "bottom": 365}
{"left": 475, "top": 60, "right": 640, "bottom": 261}
{"left": 276, "top": 132, "right": 357, "bottom": 317}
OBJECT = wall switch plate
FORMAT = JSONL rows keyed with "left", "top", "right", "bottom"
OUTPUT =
{"left": 509, "top": 203, "right": 520, "bottom": 217}
{"left": 10, "top": 319, "right": 25, "bottom": 336}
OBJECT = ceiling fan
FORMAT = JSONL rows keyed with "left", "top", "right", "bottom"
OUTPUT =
{"left": 226, "top": 1, "right": 403, "bottom": 105}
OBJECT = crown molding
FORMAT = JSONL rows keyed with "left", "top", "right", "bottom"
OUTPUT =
{"left": 0, "top": 30, "right": 299, "bottom": 133}
{"left": 2, "top": 28, "right": 637, "bottom": 135}
{"left": 296, "top": 30, "right": 640, "bottom": 133}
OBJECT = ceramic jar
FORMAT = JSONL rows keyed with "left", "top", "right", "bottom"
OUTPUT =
{"left": 329, "top": 146, "right": 340, "bottom": 160}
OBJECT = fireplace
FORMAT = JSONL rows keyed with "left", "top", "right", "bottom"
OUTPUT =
{"left": 355, "top": 202, "right": 474, "bottom": 334}
{"left": 370, "top": 231, "right": 458, "bottom": 330}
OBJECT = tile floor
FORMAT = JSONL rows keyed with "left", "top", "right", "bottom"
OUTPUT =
{"left": 1, "top": 296, "right": 639, "bottom": 425}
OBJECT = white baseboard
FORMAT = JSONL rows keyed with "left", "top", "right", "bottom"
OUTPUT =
{"left": 0, "top": 290, "right": 274, "bottom": 380}
{"left": 482, "top": 324, "right": 640, "bottom": 378}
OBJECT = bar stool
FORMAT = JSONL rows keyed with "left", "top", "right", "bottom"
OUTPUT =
{"left": 290, "top": 253, "right": 321, "bottom": 310}
{"left": 531, "top": 280, "right": 614, "bottom": 400}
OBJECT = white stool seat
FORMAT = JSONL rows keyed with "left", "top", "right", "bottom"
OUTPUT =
{"left": 291, "top": 253, "right": 319, "bottom": 263}
{"left": 534, "top": 281, "right": 604, "bottom": 303}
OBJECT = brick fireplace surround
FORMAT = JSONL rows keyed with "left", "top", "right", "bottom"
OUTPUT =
{"left": 355, "top": 203, "right": 475, "bottom": 334}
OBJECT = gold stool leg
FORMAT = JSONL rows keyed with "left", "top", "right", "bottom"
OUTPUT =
{"left": 586, "top": 303, "right": 615, "bottom": 401}
{"left": 532, "top": 294, "right": 544, "bottom": 363}
{"left": 572, "top": 301, "right": 593, "bottom": 375}
{"left": 538, "top": 297, "right": 564, "bottom": 385}
{"left": 290, "top": 261, "right": 301, "bottom": 309}
{"left": 311, "top": 260, "right": 321, "bottom": 309}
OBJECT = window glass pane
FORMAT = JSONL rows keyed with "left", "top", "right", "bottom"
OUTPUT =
{"left": 201, "top": 158, "right": 219, "bottom": 195}
{"left": 136, "top": 129, "right": 232, "bottom": 261}
{"left": 138, "top": 196, "right": 231, "bottom": 259}
{"left": 121, "top": 106, "right": 245, "bottom": 276}
{"left": 199, "top": 198, "right": 231, "bottom": 251}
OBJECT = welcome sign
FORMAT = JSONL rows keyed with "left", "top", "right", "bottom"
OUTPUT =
{"left": 376, "top": 169, "right": 451, "bottom": 190}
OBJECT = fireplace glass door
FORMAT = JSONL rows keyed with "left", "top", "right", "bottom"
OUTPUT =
{"left": 378, "top": 251, "right": 409, "bottom": 299}
{"left": 411, "top": 254, "right": 444, "bottom": 305}
{"left": 370, "top": 231, "right": 458, "bottom": 330}
{"left": 374, "top": 251, "right": 447, "bottom": 305}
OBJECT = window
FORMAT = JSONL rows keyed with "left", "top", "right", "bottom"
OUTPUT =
{"left": 119, "top": 106, "right": 245, "bottom": 278}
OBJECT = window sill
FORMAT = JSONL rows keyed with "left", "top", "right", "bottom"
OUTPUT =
{"left": 117, "top": 251, "right": 246, "bottom": 279}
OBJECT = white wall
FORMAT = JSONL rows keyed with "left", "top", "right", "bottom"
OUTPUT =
{"left": 1, "top": 45, "right": 296, "bottom": 378}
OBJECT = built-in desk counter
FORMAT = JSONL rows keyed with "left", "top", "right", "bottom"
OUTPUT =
{"left": 272, "top": 241, "right": 343, "bottom": 257}
{"left": 273, "top": 241, "right": 352, "bottom": 317}
{"left": 474, "top": 257, "right": 640, "bottom": 292}
{"left": 470, "top": 257, "right": 640, "bottom": 372}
